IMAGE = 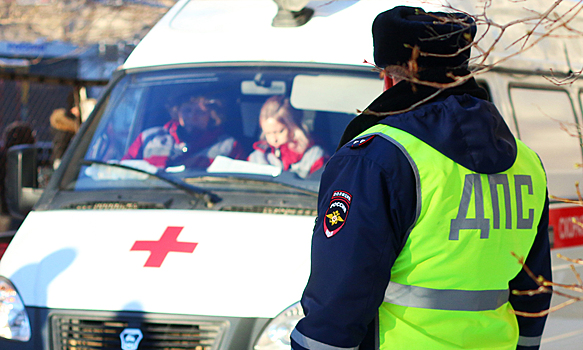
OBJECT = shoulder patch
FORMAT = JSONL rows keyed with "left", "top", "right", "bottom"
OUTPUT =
{"left": 349, "top": 135, "right": 376, "bottom": 149}
{"left": 324, "top": 190, "right": 352, "bottom": 238}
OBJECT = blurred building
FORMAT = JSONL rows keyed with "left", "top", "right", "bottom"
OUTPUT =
{"left": 0, "top": 0, "right": 177, "bottom": 142}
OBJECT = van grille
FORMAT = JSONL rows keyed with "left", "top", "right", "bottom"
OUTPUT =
{"left": 51, "top": 314, "right": 227, "bottom": 350}
{"left": 221, "top": 205, "right": 317, "bottom": 216}
{"left": 63, "top": 201, "right": 165, "bottom": 210}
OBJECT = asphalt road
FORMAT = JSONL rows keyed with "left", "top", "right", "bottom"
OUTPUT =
{"left": 541, "top": 245, "right": 583, "bottom": 349}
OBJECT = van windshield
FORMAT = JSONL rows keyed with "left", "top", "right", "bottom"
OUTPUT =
{"left": 60, "top": 65, "right": 382, "bottom": 201}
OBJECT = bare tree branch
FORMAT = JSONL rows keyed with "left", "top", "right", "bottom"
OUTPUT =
{"left": 361, "top": 0, "right": 583, "bottom": 118}
{"left": 511, "top": 251, "right": 583, "bottom": 317}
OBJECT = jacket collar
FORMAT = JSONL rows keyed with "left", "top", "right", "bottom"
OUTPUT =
{"left": 337, "top": 77, "right": 489, "bottom": 150}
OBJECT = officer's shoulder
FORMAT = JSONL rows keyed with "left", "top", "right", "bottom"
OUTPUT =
{"left": 334, "top": 133, "right": 407, "bottom": 169}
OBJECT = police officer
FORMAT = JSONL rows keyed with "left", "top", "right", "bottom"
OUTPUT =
{"left": 291, "top": 5, "right": 552, "bottom": 350}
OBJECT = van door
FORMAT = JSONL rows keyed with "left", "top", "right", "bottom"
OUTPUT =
{"left": 509, "top": 86, "right": 582, "bottom": 199}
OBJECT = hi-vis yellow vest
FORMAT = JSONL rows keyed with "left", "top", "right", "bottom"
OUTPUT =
{"left": 358, "top": 125, "right": 547, "bottom": 350}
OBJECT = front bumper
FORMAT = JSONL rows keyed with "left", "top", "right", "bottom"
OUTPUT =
{"left": 0, "top": 307, "right": 270, "bottom": 350}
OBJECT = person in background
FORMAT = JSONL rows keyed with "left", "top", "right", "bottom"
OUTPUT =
{"left": 0, "top": 121, "right": 36, "bottom": 230}
{"left": 50, "top": 91, "right": 81, "bottom": 169}
{"left": 248, "top": 95, "right": 327, "bottom": 178}
{"left": 122, "top": 95, "right": 243, "bottom": 169}
{"left": 291, "top": 5, "right": 551, "bottom": 350}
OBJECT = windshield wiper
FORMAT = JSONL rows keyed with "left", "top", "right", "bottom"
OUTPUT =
{"left": 185, "top": 172, "right": 319, "bottom": 197}
{"left": 81, "top": 159, "right": 221, "bottom": 207}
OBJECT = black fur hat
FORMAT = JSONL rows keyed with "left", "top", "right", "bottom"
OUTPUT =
{"left": 373, "top": 6, "right": 476, "bottom": 71}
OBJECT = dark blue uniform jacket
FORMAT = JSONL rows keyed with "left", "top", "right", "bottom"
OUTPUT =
{"left": 292, "top": 79, "right": 552, "bottom": 350}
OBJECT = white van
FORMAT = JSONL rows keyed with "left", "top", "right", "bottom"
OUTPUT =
{"left": 1, "top": 1, "right": 582, "bottom": 349}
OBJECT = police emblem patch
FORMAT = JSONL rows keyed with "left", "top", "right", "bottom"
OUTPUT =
{"left": 324, "top": 190, "right": 352, "bottom": 238}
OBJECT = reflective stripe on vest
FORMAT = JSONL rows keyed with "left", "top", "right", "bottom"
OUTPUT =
{"left": 291, "top": 329, "right": 358, "bottom": 350}
{"left": 357, "top": 125, "right": 547, "bottom": 350}
{"left": 384, "top": 281, "right": 509, "bottom": 311}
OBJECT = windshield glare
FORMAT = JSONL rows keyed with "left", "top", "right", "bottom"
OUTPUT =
{"left": 68, "top": 66, "right": 382, "bottom": 192}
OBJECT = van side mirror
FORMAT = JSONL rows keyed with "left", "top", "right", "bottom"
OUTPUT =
{"left": 271, "top": 0, "right": 313, "bottom": 27}
{"left": 5, "top": 143, "right": 51, "bottom": 219}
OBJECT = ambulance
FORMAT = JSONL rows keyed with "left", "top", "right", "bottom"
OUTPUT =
{"left": 1, "top": 0, "right": 582, "bottom": 349}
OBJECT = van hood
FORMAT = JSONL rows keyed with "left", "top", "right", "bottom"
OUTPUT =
{"left": 0, "top": 210, "right": 313, "bottom": 318}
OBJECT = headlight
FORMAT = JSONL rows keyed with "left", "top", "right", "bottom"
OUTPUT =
{"left": 254, "top": 302, "right": 304, "bottom": 350}
{"left": 0, "top": 276, "right": 31, "bottom": 341}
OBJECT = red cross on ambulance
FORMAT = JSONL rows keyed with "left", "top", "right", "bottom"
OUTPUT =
{"left": 130, "top": 226, "right": 198, "bottom": 267}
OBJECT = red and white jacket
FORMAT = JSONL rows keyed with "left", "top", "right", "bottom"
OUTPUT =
{"left": 123, "top": 120, "right": 243, "bottom": 168}
{"left": 247, "top": 140, "right": 326, "bottom": 178}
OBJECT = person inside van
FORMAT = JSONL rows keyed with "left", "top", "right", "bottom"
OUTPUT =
{"left": 122, "top": 95, "right": 243, "bottom": 169}
{"left": 247, "top": 95, "right": 327, "bottom": 178}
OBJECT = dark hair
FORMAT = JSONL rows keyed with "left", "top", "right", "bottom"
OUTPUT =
{"left": 2, "top": 121, "right": 35, "bottom": 149}
{"left": 168, "top": 95, "right": 224, "bottom": 127}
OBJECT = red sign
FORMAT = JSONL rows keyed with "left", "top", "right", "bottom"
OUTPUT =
{"left": 549, "top": 205, "right": 583, "bottom": 249}
{"left": 130, "top": 226, "right": 198, "bottom": 267}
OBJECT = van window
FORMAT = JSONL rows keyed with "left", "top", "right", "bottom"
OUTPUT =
{"left": 57, "top": 66, "right": 380, "bottom": 206}
{"left": 509, "top": 87, "right": 582, "bottom": 198}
